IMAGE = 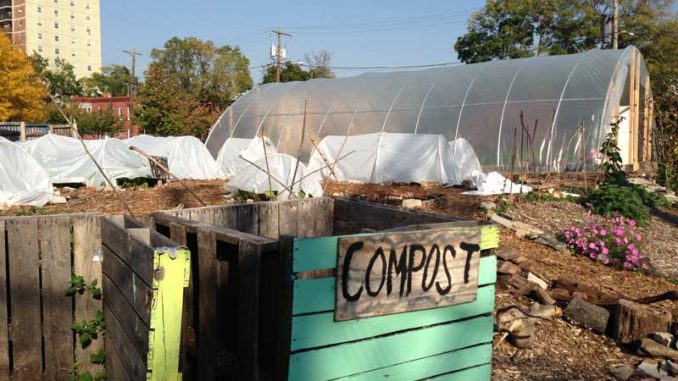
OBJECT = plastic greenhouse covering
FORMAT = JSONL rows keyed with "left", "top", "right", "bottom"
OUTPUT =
{"left": 206, "top": 46, "right": 650, "bottom": 173}
{"left": 215, "top": 136, "right": 277, "bottom": 177}
{"left": 21, "top": 134, "right": 151, "bottom": 187}
{"left": 126, "top": 134, "right": 224, "bottom": 179}
{"left": 0, "top": 137, "right": 53, "bottom": 207}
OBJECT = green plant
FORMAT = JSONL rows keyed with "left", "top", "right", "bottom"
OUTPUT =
{"left": 66, "top": 276, "right": 102, "bottom": 299}
{"left": 68, "top": 275, "right": 106, "bottom": 380}
{"left": 599, "top": 119, "right": 626, "bottom": 186}
{"left": 522, "top": 191, "right": 578, "bottom": 203}
{"left": 15, "top": 206, "right": 48, "bottom": 216}
{"left": 582, "top": 185, "right": 651, "bottom": 226}
{"left": 494, "top": 199, "right": 512, "bottom": 216}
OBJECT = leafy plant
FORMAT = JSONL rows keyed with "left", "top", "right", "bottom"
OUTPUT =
{"left": 66, "top": 276, "right": 102, "bottom": 299}
{"left": 71, "top": 311, "right": 105, "bottom": 349}
{"left": 15, "top": 206, "right": 48, "bottom": 216}
{"left": 522, "top": 191, "right": 578, "bottom": 203}
{"left": 494, "top": 199, "right": 512, "bottom": 216}
{"left": 582, "top": 185, "right": 650, "bottom": 226}
{"left": 599, "top": 119, "right": 626, "bottom": 186}
{"left": 68, "top": 275, "right": 106, "bottom": 380}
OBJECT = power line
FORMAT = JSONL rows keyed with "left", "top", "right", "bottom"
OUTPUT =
{"left": 250, "top": 61, "right": 462, "bottom": 72}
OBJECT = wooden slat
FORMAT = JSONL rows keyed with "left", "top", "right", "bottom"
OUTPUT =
{"left": 292, "top": 285, "right": 494, "bottom": 351}
{"left": 425, "top": 363, "right": 492, "bottom": 381}
{"left": 101, "top": 218, "right": 154, "bottom": 285}
{"left": 237, "top": 204, "right": 259, "bottom": 234}
{"left": 212, "top": 206, "right": 238, "bottom": 229}
{"left": 287, "top": 315, "right": 493, "bottom": 380}
{"left": 189, "top": 208, "right": 216, "bottom": 225}
{"left": 297, "top": 199, "right": 316, "bottom": 237}
{"left": 293, "top": 256, "right": 496, "bottom": 315}
{"left": 39, "top": 217, "right": 75, "bottom": 381}
{"left": 197, "top": 229, "right": 217, "bottom": 380}
{"left": 278, "top": 201, "right": 299, "bottom": 236}
{"left": 238, "top": 240, "right": 261, "bottom": 380}
{"left": 314, "top": 198, "right": 334, "bottom": 236}
{"left": 102, "top": 246, "right": 153, "bottom": 324}
{"left": 340, "top": 343, "right": 492, "bottom": 381}
{"left": 275, "top": 236, "right": 294, "bottom": 381}
{"left": 105, "top": 330, "right": 134, "bottom": 381}
{"left": 334, "top": 199, "right": 455, "bottom": 232}
{"left": 257, "top": 202, "right": 279, "bottom": 239}
{"left": 104, "top": 300, "right": 148, "bottom": 381}
{"left": 0, "top": 220, "right": 9, "bottom": 381}
{"left": 6, "top": 219, "right": 42, "bottom": 380}
{"left": 73, "top": 215, "right": 103, "bottom": 376}
{"left": 102, "top": 274, "right": 150, "bottom": 357}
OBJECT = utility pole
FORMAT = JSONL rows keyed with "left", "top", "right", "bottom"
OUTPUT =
{"left": 612, "top": 0, "right": 619, "bottom": 49}
{"left": 122, "top": 48, "right": 143, "bottom": 95}
{"left": 271, "top": 30, "right": 292, "bottom": 82}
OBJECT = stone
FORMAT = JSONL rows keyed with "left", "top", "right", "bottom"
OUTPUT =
{"left": 402, "top": 198, "right": 423, "bottom": 209}
{"left": 636, "top": 359, "right": 663, "bottom": 379}
{"left": 422, "top": 198, "right": 439, "bottom": 208}
{"left": 533, "top": 233, "right": 568, "bottom": 251}
{"left": 661, "top": 360, "right": 677, "bottom": 376}
{"left": 527, "top": 272, "right": 549, "bottom": 289}
{"left": 511, "top": 220, "right": 545, "bottom": 238}
{"left": 50, "top": 195, "right": 68, "bottom": 204}
{"left": 610, "top": 364, "right": 634, "bottom": 380}
{"left": 651, "top": 332, "right": 676, "bottom": 347}
{"left": 480, "top": 201, "right": 496, "bottom": 211}
{"left": 490, "top": 213, "right": 513, "bottom": 229}
{"left": 639, "top": 338, "right": 678, "bottom": 362}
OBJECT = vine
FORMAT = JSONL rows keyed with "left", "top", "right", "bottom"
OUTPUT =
{"left": 67, "top": 275, "right": 106, "bottom": 381}
{"left": 599, "top": 118, "right": 626, "bottom": 185}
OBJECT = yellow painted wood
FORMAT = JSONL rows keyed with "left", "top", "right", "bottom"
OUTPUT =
{"left": 480, "top": 225, "right": 499, "bottom": 251}
{"left": 146, "top": 247, "right": 191, "bottom": 381}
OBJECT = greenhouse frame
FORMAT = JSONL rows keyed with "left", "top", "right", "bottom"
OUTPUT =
{"left": 206, "top": 46, "right": 653, "bottom": 173}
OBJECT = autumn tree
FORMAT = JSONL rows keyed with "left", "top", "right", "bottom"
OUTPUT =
{"left": 81, "top": 64, "right": 132, "bottom": 96}
{"left": 0, "top": 33, "right": 48, "bottom": 122}
{"left": 262, "top": 50, "right": 335, "bottom": 84}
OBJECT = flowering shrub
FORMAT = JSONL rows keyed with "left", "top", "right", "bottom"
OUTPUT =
{"left": 562, "top": 212, "right": 648, "bottom": 271}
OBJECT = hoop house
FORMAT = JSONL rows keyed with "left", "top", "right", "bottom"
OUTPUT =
{"left": 207, "top": 46, "right": 652, "bottom": 172}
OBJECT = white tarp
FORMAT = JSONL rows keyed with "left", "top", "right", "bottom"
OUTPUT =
{"left": 462, "top": 170, "right": 532, "bottom": 195}
{"left": 225, "top": 153, "right": 323, "bottom": 200}
{"left": 307, "top": 132, "right": 453, "bottom": 184}
{"left": 446, "top": 138, "right": 482, "bottom": 185}
{"left": 216, "top": 137, "right": 276, "bottom": 177}
{"left": 21, "top": 134, "right": 151, "bottom": 187}
{"left": 126, "top": 135, "right": 223, "bottom": 179}
{"left": 0, "top": 137, "right": 53, "bottom": 207}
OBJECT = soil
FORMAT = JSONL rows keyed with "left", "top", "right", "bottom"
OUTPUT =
{"left": 2, "top": 179, "right": 676, "bottom": 380}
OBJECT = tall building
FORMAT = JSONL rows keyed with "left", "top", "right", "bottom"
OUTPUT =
{"left": 1, "top": 0, "right": 101, "bottom": 78}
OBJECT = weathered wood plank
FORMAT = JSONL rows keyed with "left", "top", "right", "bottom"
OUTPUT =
{"left": 104, "top": 300, "right": 148, "bottom": 381}
{"left": 237, "top": 204, "right": 259, "bottom": 234}
{"left": 197, "top": 229, "right": 217, "bottom": 380}
{"left": 426, "top": 363, "right": 492, "bottom": 381}
{"left": 39, "top": 216, "right": 75, "bottom": 381}
{"left": 105, "top": 331, "right": 134, "bottom": 381}
{"left": 293, "top": 256, "right": 496, "bottom": 315}
{"left": 238, "top": 240, "right": 261, "bottom": 380}
{"left": 102, "top": 274, "right": 150, "bottom": 357}
{"left": 257, "top": 202, "right": 279, "bottom": 239}
{"left": 6, "top": 219, "right": 42, "bottom": 380}
{"left": 0, "top": 220, "right": 9, "bottom": 381}
{"left": 288, "top": 315, "right": 493, "bottom": 380}
{"left": 279, "top": 202, "right": 299, "bottom": 236}
{"left": 292, "top": 285, "right": 494, "bottom": 351}
{"left": 102, "top": 246, "right": 153, "bottom": 324}
{"left": 297, "top": 199, "right": 316, "bottom": 238}
{"left": 212, "top": 206, "right": 238, "bottom": 229}
{"left": 335, "top": 228, "right": 482, "bottom": 321}
{"left": 189, "top": 208, "right": 216, "bottom": 225}
{"left": 73, "top": 215, "right": 103, "bottom": 376}
{"left": 101, "top": 217, "right": 154, "bottom": 285}
{"left": 340, "top": 343, "right": 492, "bottom": 381}
{"left": 333, "top": 198, "right": 456, "bottom": 231}
{"left": 275, "top": 236, "right": 294, "bottom": 381}
{"left": 314, "top": 198, "right": 334, "bottom": 236}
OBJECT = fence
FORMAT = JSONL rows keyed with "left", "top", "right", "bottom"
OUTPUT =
{"left": 0, "top": 214, "right": 103, "bottom": 381}
{"left": 0, "top": 123, "right": 73, "bottom": 142}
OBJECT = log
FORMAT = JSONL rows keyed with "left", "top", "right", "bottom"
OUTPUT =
{"left": 497, "top": 260, "right": 522, "bottom": 275}
{"left": 610, "top": 299, "right": 672, "bottom": 344}
{"left": 498, "top": 274, "right": 556, "bottom": 305}
{"left": 563, "top": 295, "right": 610, "bottom": 334}
{"left": 495, "top": 306, "right": 535, "bottom": 349}
{"left": 639, "top": 338, "right": 678, "bottom": 361}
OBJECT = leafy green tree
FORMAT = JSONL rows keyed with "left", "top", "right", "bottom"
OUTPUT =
{"left": 81, "top": 65, "right": 132, "bottom": 97}
{"left": 135, "top": 63, "right": 219, "bottom": 137}
{"left": 29, "top": 53, "right": 82, "bottom": 99}
{"left": 149, "top": 37, "right": 252, "bottom": 108}
{"left": 76, "top": 108, "right": 124, "bottom": 137}
{"left": 262, "top": 61, "right": 311, "bottom": 84}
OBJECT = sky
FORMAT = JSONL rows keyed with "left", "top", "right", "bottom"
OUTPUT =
{"left": 100, "top": 0, "right": 485, "bottom": 83}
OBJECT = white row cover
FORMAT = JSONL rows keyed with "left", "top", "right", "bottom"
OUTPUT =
{"left": 463, "top": 170, "right": 532, "bottom": 196}
{"left": 126, "top": 135, "right": 224, "bottom": 180}
{"left": 225, "top": 153, "right": 323, "bottom": 199}
{"left": 306, "top": 133, "right": 481, "bottom": 185}
{"left": 0, "top": 137, "right": 53, "bottom": 207}
{"left": 21, "top": 134, "right": 151, "bottom": 188}
{"left": 215, "top": 137, "right": 277, "bottom": 177}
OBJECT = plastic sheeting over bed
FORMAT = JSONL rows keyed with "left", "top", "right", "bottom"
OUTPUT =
{"left": 0, "top": 137, "right": 53, "bottom": 207}
{"left": 215, "top": 137, "right": 276, "bottom": 177}
{"left": 126, "top": 135, "right": 223, "bottom": 179}
{"left": 21, "top": 134, "right": 151, "bottom": 187}
{"left": 206, "top": 46, "right": 650, "bottom": 172}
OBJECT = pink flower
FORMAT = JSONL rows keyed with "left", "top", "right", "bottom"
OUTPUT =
{"left": 599, "top": 228, "right": 607, "bottom": 236}
{"left": 601, "top": 247, "right": 609, "bottom": 255}
{"left": 628, "top": 219, "right": 636, "bottom": 227}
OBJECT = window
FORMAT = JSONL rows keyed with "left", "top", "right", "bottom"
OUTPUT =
{"left": 37, "top": 32, "right": 42, "bottom": 39}
{"left": 126, "top": 108, "right": 130, "bottom": 121}
{"left": 37, "top": 6, "right": 41, "bottom": 13}
{"left": 54, "top": 35, "right": 58, "bottom": 42}
{"left": 37, "top": 21, "right": 42, "bottom": 27}
{"left": 86, "top": 28, "right": 90, "bottom": 35}
{"left": 86, "top": 3, "right": 90, "bottom": 9}
{"left": 37, "top": 46, "right": 43, "bottom": 53}
{"left": 71, "top": 52, "right": 75, "bottom": 57}
{"left": 71, "top": 39, "right": 74, "bottom": 44}
{"left": 118, "top": 107, "right": 123, "bottom": 117}
{"left": 86, "top": 15, "right": 90, "bottom": 20}
{"left": 54, "top": 10, "right": 58, "bottom": 16}
{"left": 87, "top": 65, "right": 91, "bottom": 71}
{"left": 70, "top": 14, "right": 74, "bottom": 19}
{"left": 54, "top": 22, "right": 58, "bottom": 29}
{"left": 55, "top": 47, "right": 59, "bottom": 55}
{"left": 70, "top": 25, "right": 74, "bottom": 32}
{"left": 86, "top": 40, "right": 90, "bottom": 47}
{"left": 70, "top": 0, "right": 74, "bottom": 5}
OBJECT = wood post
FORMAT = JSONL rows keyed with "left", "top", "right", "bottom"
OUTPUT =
{"left": 643, "top": 75, "right": 653, "bottom": 161}
{"left": 628, "top": 49, "right": 636, "bottom": 166}
{"left": 19, "top": 121, "right": 26, "bottom": 141}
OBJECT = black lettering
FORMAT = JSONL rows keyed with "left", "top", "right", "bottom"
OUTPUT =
{"left": 342, "top": 242, "right": 364, "bottom": 302}
{"left": 365, "top": 248, "right": 386, "bottom": 297}
{"left": 407, "top": 244, "right": 426, "bottom": 295}
{"left": 421, "top": 244, "right": 440, "bottom": 291}
{"left": 460, "top": 242, "right": 481, "bottom": 284}
{"left": 387, "top": 246, "right": 408, "bottom": 297}
{"left": 436, "top": 245, "right": 454, "bottom": 295}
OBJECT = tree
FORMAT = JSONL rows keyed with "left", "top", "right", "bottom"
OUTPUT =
{"left": 77, "top": 108, "right": 124, "bottom": 137}
{"left": 29, "top": 53, "right": 82, "bottom": 99}
{"left": 262, "top": 61, "right": 310, "bottom": 84}
{"left": 135, "top": 63, "right": 219, "bottom": 137}
{"left": 81, "top": 65, "right": 132, "bottom": 96}
{"left": 0, "top": 33, "right": 48, "bottom": 121}
{"left": 150, "top": 37, "right": 252, "bottom": 108}
{"left": 305, "top": 50, "right": 335, "bottom": 79}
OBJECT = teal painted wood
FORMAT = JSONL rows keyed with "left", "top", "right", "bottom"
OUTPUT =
{"left": 293, "top": 236, "right": 337, "bottom": 273}
{"left": 292, "top": 286, "right": 494, "bottom": 351}
{"left": 427, "top": 363, "right": 492, "bottom": 381}
{"left": 292, "top": 256, "right": 497, "bottom": 315}
{"left": 287, "top": 315, "right": 493, "bottom": 381}
{"left": 338, "top": 343, "right": 492, "bottom": 381}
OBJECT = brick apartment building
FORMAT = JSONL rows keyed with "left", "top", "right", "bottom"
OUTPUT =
{"left": 72, "top": 96, "right": 141, "bottom": 138}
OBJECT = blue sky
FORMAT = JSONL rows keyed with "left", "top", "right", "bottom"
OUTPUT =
{"left": 100, "top": 0, "right": 484, "bottom": 83}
